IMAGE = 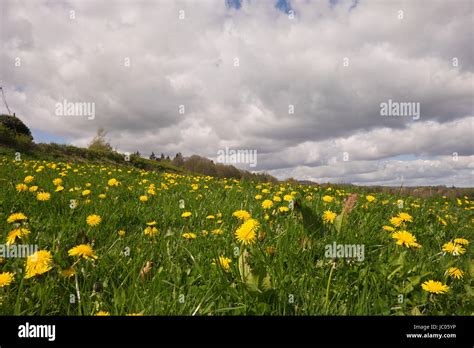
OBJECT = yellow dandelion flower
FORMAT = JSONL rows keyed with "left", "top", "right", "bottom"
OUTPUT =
{"left": 144, "top": 226, "right": 159, "bottom": 237}
{"left": 206, "top": 215, "right": 215, "bottom": 220}
{"left": 98, "top": 193, "right": 106, "bottom": 199}
{"left": 391, "top": 231, "right": 421, "bottom": 249}
{"left": 82, "top": 189, "right": 91, "bottom": 196}
{"left": 383, "top": 225, "right": 395, "bottom": 232}
{"left": 36, "top": 192, "right": 51, "bottom": 201}
{"left": 7, "top": 212, "right": 27, "bottom": 223}
{"left": 181, "top": 211, "right": 192, "bottom": 218}
{"left": 86, "top": 214, "right": 101, "bottom": 227}
{"left": 0, "top": 272, "right": 14, "bottom": 287}
{"left": 182, "top": 232, "right": 197, "bottom": 239}
{"left": 390, "top": 216, "right": 403, "bottom": 227}
{"left": 279, "top": 206, "right": 290, "bottom": 213}
{"left": 60, "top": 268, "right": 76, "bottom": 278}
{"left": 24, "top": 175, "right": 34, "bottom": 184}
{"left": 446, "top": 267, "right": 464, "bottom": 279}
{"left": 55, "top": 185, "right": 64, "bottom": 192}
{"left": 25, "top": 250, "right": 53, "bottom": 279}
{"left": 68, "top": 244, "right": 98, "bottom": 260}
{"left": 283, "top": 194, "right": 294, "bottom": 202}
{"left": 273, "top": 196, "right": 282, "bottom": 202}
{"left": 118, "top": 230, "right": 126, "bottom": 237}
{"left": 442, "top": 242, "right": 465, "bottom": 256}
{"left": 146, "top": 221, "right": 157, "bottom": 226}
{"left": 366, "top": 195, "right": 376, "bottom": 202}
{"left": 235, "top": 219, "right": 260, "bottom": 245}
{"left": 139, "top": 195, "right": 148, "bottom": 202}
{"left": 255, "top": 194, "right": 263, "bottom": 200}
{"left": 421, "top": 280, "right": 449, "bottom": 294}
{"left": 322, "top": 195, "right": 334, "bottom": 203}
{"left": 107, "top": 178, "right": 119, "bottom": 186}
{"left": 453, "top": 238, "right": 469, "bottom": 245}
{"left": 232, "top": 210, "right": 251, "bottom": 221}
{"left": 261, "top": 200, "right": 274, "bottom": 209}
{"left": 322, "top": 210, "right": 337, "bottom": 224}
{"left": 95, "top": 311, "right": 110, "bottom": 316}
{"left": 211, "top": 228, "right": 223, "bottom": 235}
{"left": 52, "top": 178, "right": 63, "bottom": 186}
{"left": 6, "top": 228, "right": 30, "bottom": 245}
{"left": 397, "top": 212, "right": 413, "bottom": 222}
{"left": 29, "top": 186, "right": 38, "bottom": 192}
{"left": 216, "top": 256, "right": 231, "bottom": 272}
{"left": 16, "top": 183, "right": 28, "bottom": 192}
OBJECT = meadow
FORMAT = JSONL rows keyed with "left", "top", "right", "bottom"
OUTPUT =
{"left": 0, "top": 155, "right": 472, "bottom": 315}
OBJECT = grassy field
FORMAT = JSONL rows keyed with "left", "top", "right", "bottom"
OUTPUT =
{"left": 0, "top": 155, "right": 472, "bottom": 315}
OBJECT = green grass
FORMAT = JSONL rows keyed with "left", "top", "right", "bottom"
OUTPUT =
{"left": 0, "top": 155, "right": 472, "bottom": 315}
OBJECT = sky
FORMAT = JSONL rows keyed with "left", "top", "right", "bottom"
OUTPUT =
{"left": 1, "top": 0, "right": 473, "bottom": 186}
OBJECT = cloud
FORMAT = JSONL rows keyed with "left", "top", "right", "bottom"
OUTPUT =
{"left": 1, "top": 0, "right": 473, "bottom": 186}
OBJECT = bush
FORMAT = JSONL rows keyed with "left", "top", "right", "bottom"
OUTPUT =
{"left": 0, "top": 114, "right": 33, "bottom": 139}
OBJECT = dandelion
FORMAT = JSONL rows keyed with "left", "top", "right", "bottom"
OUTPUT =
{"left": 366, "top": 195, "right": 376, "bottom": 203}
{"left": 322, "top": 210, "right": 337, "bottom": 224}
{"left": 232, "top": 210, "right": 251, "bottom": 221}
{"left": 453, "top": 238, "right": 469, "bottom": 246}
{"left": 144, "top": 226, "right": 159, "bottom": 237}
{"left": 446, "top": 267, "right": 464, "bottom": 279}
{"left": 36, "top": 192, "right": 51, "bottom": 201}
{"left": 383, "top": 225, "right": 395, "bottom": 232}
{"left": 68, "top": 244, "right": 98, "bottom": 260}
{"left": 55, "top": 185, "right": 64, "bottom": 192}
{"left": 421, "top": 280, "right": 449, "bottom": 294}
{"left": 29, "top": 186, "right": 38, "bottom": 192}
{"left": 442, "top": 242, "right": 465, "bottom": 256}
{"left": 6, "top": 228, "right": 30, "bottom": 245}
{"left": 82, "top": 189, "right": 91, "bottom": 196}
{"left": 322, "top": 195, "right": 334, "bottom": 203}
{"left": 273, "top": 196, "right": 282, "bottom": 202}
{"left": 0, "top": 272, "right": 14, "bottom": 287}
{"left": 181, "top": 211, "right": 192, "bottom": 218}
{"left": 235, "top": 219, "right": 260, "bottom": 245}
{"left": 206, "top": 215, "right": 215, "bottom": 220}
{"left": 391, "top": 231, "right": 421, "bottom": 248}
{"left": 139, "top": 195, "right": 148, "bottom": 202}
{"left": 118, "top": 230, "right": 126, "bottom": 237}
{"left": 146, "top": 221, "right": 157, "bottom": 226}
{"left": 7, "top": 212, "right": 27, "bottom": 223}
{"left": 389, "top": 217, "right": 403, "bottom": 227}
{"left": 107, "top": 178, "right": 119, "bottom": 186}
{"left": 182, "top": 233, "right": 197, "bottom": 239}
{"left": 95, "top": 311, "right": 110, "bottom": 316}
{"left": 52, "top": 178, "right": 63, "bottom": 186}
{"left": 255, "top": 194, "right": 263, "bottom": 200}
{"left": 283, "top": 194, "right": 294, "bottom": 202}
{"left": 279, "top": 206, "right": 289, "bottom": 213}
{"left": 86, "top": 214, "right": 101, "bottom": 227}
{"left": 24, "top": 175, "right": 34, "bottom": 184}
{"left": 398, "top": 212, "right": 413, "bottom": 222}
{"left": 25, "top": 250, "right": 53, "bottom": 279}
{"left": 16, "top": 183, "right": 28, "bottom": 192}
{"left": 215, "top": 256, "right": 231, "bottom": 271}
{"left": 261, "top": 200, "right": 274, "bottom": 209}
{"left": 211, "top": 228, "right": 223, "bottom": 235}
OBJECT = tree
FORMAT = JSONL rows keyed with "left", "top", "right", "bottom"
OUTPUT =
{"left": 172, "top": 152, "right": 184, "bottom": 167}
{"left": 0, "top": 114, "right": 33, "bottom": 139}
{"left": 149, "top": 152, "right": 156, "bottom": 160}
{"left": 88, "top": 128, "right": 113, "bottom": 152}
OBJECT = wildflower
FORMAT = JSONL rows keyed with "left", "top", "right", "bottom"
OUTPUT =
{"left": 7, "top": 212, "right": 27, "bottom": 223}
{"left": 279, "top": 206, "right": 289, "bottom": 213}
{"left": 95, "top": 311, "right": 110, "bottom": 316}
{"left": 255, "top": 194, "right": 263, "bottom": 200}
{"left": 25, "top": 250, "right": 53, "bottom": 278}
{"left": 118, "top": 230, "right": 126, "bottom": 237}
{"left": 398, "top": 212, "right": 413, "bottom": 222}
{"left": 390, "top": 217, "right": 403, "bottom": 227}
{"left": 383, "top": 225, "right": 395, "bottom": 232}
{"left": 52, "top": 178, "right": 63, "bottom": 186}
{"left": 206, "top": 215, "right": 215, "bottom": 220}
{"left": 211, "top": 228, "right": 223, "bottom": 235}
{"left": 446, "top": 267, "right": 464, "bottom": 279}
{"left": 86, "top": 214, "right": 101, "bottom": 227}
{"left": 182, "top": 233, "right": 197, "bottom": 239}
{"left": 16, "top": 183, "right": 28, "bottom": 192}
{"left": 235, "top": 219, "right": 260, "bottom": 245}
{"left": 366, "top": 195, "right": 375, "bottom": 203}
{"left": 82, "top": 189, "right": 91, "bottom": 196}
{"left": 232, "top": 210, "right": 251, "bottom": 221}
{"left": 273, "top": 196, "right": 282, "bottom": 202}
{"left": 216, "top": 256, "right": 231, "bottom": 271}
{"left": 107, "top": 178, "right": 119, "bottom": 186}
{"left": 68, "top": 244, "right": 98, "bottom": 260}
{"left": 181, "top": 211, "right": 192, "bottom": 218}
{"left": 55, "top": 185, "right": 64, "bottom": 192}
{"left": 139, "top": 195, "right": 148, "bottom": 202}
{"left": 261, "top": 200, "right": 274, "bottom": 209}
{"left": 144, "top": 226, "right": 159, "bottom": 237}
{"left": 322, "top": 195, "right": 334, "bottom": 203}
{"left": 36, "top": 192, "right": 51, "bottom": 201}
{"left": 0, "top": 272, "right": 14, "bottom": 287}
{"left": 442, "top": 242, "right": 465, "bottom": 256}
{"left": 6, "top": 228, "right": 30, "bottom": 245}
{"left": 146, "top": 221, "right": 157, "bottom": 226}
{"left": 24, "top": 175, "right": 34, "bottom": 184}
{"left": 421, "top": 280, "right": 449, "bottom": 294}
{"left": 391, "top": 231, "right": 421, "bottom": 248}
{"left": 29, "top": 186, "right": 38, "bottom": 192}
{"left": 322, "top": 210, "right": 337, "bottom": 224}
{"left": 453, "top": 238, "right": 469, "bottom": 246}
{"left": 98, "top": 193, "right": 106, "bottom": 199}
{"left": 284, "top": 194, "right": 294, "bottom": 202}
